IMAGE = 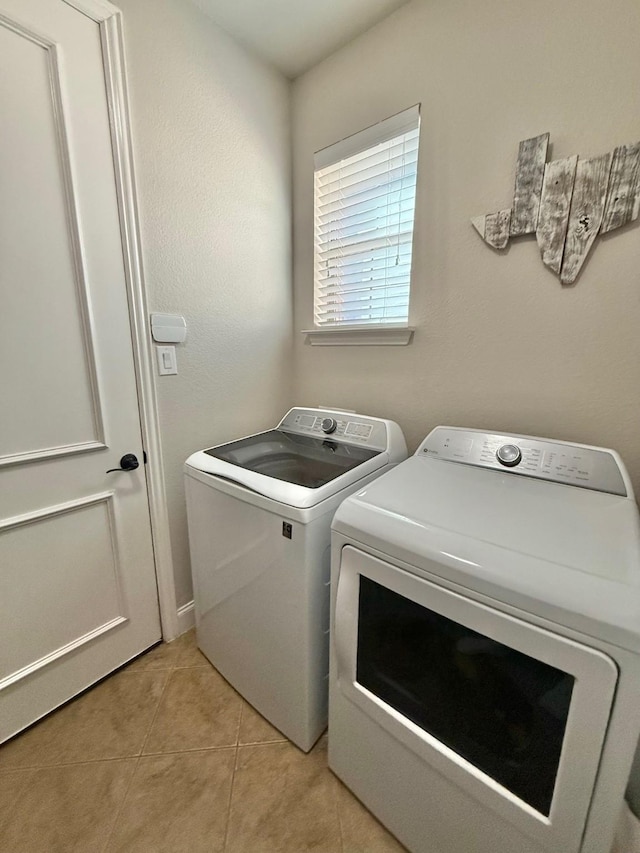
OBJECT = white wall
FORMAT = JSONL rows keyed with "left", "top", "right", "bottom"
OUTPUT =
{"left": 292, "top": 0, "right": 640, "bottom": 492}
{"left": 118, "top": 0, "right": 293, "bottom": 608}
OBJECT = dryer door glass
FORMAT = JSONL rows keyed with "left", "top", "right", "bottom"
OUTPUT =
{"left": 356, "top": 576, "right": 574, "bottom": 816}
{"left": 204, "top": 430, "right": 380, "bottom": 488}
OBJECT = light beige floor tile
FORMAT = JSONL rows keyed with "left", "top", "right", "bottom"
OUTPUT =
{"left": 143, "top": 666, "right": 242, "bottom": 754}
{"left": 226, "top": 739, "right": 342, "bottom": 853}
{"left": 238, "top": 700, "right": 288, "bottom": 745}
{"left": 126, "top": 628, "right": 208, "bottom": 672}
{"left": 0, "top": 669, "right": 169, "bottom": 769}
{"left": 173, "top": 628, "right": 210, "bottom": 668}
{"left": 0, "top": 769, "right": 34, "bottom": 831}
{"left": 336, "top": 781, "right": 407, "bottom": 852}
{"left": 105, "top": 749, "right": 235, "bottom": 853}
{"left": 0, "top": 759, "right": 135, "bottom": 853}
{"left": 125, "top": 639, "right": 183, "bottom": 672}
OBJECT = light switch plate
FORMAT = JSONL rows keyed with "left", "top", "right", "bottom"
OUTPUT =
{"left": 156, "top": 345, "right": 177, "bottom": 375}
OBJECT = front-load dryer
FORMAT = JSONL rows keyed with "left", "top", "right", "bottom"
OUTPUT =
{"left": 184, "top": 407, "right": 407, "bottom": 752}
{"left": 329, "top": 426, "right": 640, "bottom": 853}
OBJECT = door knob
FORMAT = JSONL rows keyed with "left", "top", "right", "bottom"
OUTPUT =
{"left": 106, "top": 453, "right": 139, "bottom": 473}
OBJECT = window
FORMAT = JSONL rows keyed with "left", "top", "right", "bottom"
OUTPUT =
{"left": 313, "top": 106, "right": 420, "bottom": 331}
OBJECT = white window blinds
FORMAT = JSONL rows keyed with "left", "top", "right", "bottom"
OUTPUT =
{"left": 313, "top": 105, "right": 420, "bottom": 328}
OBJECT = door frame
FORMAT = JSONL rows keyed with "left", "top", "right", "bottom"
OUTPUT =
{"left": 62, "top": 0, "right": 178, "bottom": 638}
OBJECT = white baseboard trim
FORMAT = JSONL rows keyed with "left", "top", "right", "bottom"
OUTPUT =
{"left": 176, "top": 600, "right": 195, "bottom": 636}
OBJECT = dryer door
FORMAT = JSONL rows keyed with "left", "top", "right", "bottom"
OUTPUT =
{"left": 334, "top": 546, "right": 618, "bottom": 853}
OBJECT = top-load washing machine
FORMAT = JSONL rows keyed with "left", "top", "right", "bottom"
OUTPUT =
{"left": 184, "top": 407, "right": 407, "bottom": 751}
{"left": 329, "top": 426, "right": 640, "bottom": 853}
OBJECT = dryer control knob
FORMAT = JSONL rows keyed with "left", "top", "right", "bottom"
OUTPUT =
{"left": 321, "top": 417, "right": 337, "bottom": 434}
{"left": 496, "top": 444, "right": 522, "bottom": 467}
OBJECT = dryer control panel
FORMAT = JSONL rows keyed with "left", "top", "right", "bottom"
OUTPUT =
{"left": 418, "top": 427, "right": 629, "bottom": 496}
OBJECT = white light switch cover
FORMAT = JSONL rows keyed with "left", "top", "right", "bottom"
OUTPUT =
{"left": 156, "top": 345, "right": 177, "bottom": 375}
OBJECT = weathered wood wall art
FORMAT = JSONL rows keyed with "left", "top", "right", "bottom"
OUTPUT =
{"left": 472, "top": 134, "right": 640, "bottom": 284}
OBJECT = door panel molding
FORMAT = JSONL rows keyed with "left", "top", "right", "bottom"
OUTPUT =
{"left": 0, "top": 441, "right": 107, "bottom": 469}
{"left": 0, "top": 615, "right": 128, "bottom": 693}
{"left": 0, "top": 489, "right": 119, "bottom": 533}
{"left": 1, "top": 12, "right": 107, "bottom": 459}
{"left": 0, "top": 491, "right": 130, "bottom": 690}
{"left": 0, "top": 491, "right": 127, "bottom": 614}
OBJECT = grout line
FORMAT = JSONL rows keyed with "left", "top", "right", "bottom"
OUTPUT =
{"left": 235, "top": 701, "right": 244, "bottom": 749}
{"left": 125, "top": 665, "right": 174, "bottom": 672}
{"left": 224, "top": 703, "right": 245, "bottom": 851}
{"left": 137, "top": 744, "right": 239, "bottom": 758}
{"left": 138, "top": 667, "right": 173, "bottom": 756}
{"left": 237, "top": 737, "right": 288, "bottom": 746}
{"left": 222, "top": 694, "right": 243, "bottom": 853}
{"left": 235, "top": 740, "right": 290, "bottom": 753}
{"left": 99, "top": 756, "right": 140, "bottom": 853}
{"left": 0, "top": 754, "right": 145, "bottom": 772}
{"left": 222, "top": 746, "right": 239, "bottom": 853}
{"left": 1, "top": 743, "right": 242, "bottom": 772}
{"left": 0, "top": 731, "right": 289, "bottom": 772}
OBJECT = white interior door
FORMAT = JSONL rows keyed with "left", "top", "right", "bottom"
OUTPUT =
{"left": 0, "top": 0, "right": 161, "bottom": 743}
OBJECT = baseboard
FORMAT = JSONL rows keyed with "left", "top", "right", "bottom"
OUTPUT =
{"left": 176, "top": 600, "right": 195, "bottom": 636}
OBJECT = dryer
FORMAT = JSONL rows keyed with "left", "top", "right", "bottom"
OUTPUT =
{"left": 329, "top": 427, "right": 640, "bottom": 853}
{"left": 184, "top": 407, "right": 406, "bottom": 752}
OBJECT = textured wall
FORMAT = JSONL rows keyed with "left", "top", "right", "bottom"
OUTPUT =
{"left": 118, "top": 0, "right": 292, "bottom": 607}
{"left": 292, "top": 0, "right": 640, "bottom": 493}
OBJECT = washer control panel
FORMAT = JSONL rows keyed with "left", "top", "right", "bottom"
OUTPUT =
{"left": 279, "top": 408, "right": 387, "bottom": 450}
{"left": 418, "top": 427, "right": 628, "bottom": 496}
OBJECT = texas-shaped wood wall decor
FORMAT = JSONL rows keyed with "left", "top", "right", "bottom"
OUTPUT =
{"left": 472, "top": 133, "right": 640, "bottom": 284}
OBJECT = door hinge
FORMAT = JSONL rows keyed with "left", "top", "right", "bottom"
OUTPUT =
{"left": 143, "top": 450, "right": 148, "bottom": 464}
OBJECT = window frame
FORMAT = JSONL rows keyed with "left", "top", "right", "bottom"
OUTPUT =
{"left": 305, "top": 105, "right": 420, "bottom": 346}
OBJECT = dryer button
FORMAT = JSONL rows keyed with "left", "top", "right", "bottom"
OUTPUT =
{"left": 496, "top": 444, "right": 522, "bottom": 467}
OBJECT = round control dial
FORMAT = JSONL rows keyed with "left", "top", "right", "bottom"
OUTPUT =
{"left": 496, "top": 444, "right": 522, "bottom": 467}
{"left": 321, "top": 417, "right": 337, "bottom": 434}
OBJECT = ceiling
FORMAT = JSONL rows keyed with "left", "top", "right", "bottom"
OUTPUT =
{"left": 191, "top": 0, "right": 410, "bottom": 78}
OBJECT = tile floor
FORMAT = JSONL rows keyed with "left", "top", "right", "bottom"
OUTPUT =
{"left": 0, "top": 630, "right": 406, "bottom": 852}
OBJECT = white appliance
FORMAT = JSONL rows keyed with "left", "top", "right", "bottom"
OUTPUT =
{"left": 329, "top": 427, "right": 640, "bottom": 853}
{"left": 184, "top": 407, "right": 407, "bottom": 752}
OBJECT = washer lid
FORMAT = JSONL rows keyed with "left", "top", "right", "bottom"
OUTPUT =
{"left": 203, "top": 429, "right": 380, "bottom": 487}
{"left": 185, "top": 433, "right": 390, "bottom": 508}
{"left": 184, "top": 407, "right": 407, "bottom": 509}
{"left": 334, "top": 455, "right": 640, "bottom": 650}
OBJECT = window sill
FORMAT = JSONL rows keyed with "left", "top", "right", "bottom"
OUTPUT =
{"left": 302, "top": 325, "right": 414, "bottom": 346}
